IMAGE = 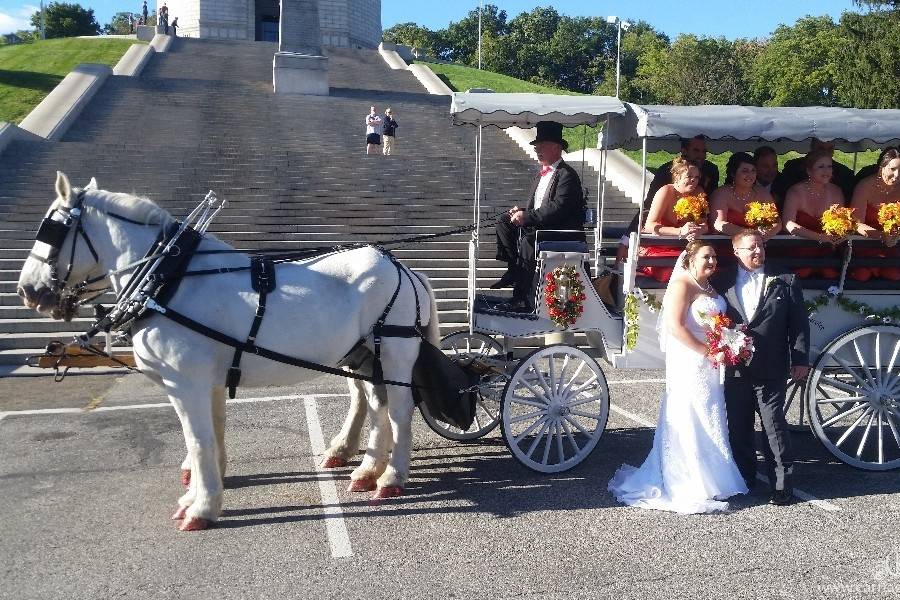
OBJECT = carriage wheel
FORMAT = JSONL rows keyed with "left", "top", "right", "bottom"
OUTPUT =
{"left": 501, "top": 345, "right": 610, "bottom": 473}
{"left": 783, "top": 378, "right": 809, "bottom": 432}
{"left": 419, "top": 331, "right": 505, "bottom": 441}
{"left": 807, "top": 324, "right": 900, "bottom": 471}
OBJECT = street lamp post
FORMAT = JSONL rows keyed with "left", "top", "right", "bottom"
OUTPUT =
{"left": 606, "top": 15, "right": 630, "bottom": 98}
{"left": 477, "top": 0, "right": 483, "bottom": 70}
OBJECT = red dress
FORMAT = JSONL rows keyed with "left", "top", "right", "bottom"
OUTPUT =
{"left": 638, "top": 214, "right": 682, "bottom": 282}
{"left": 726, "top": 209, "right": 750, "bottom": 228}
{"left": 790, "top": 211, "right": 840, "bottom": 280}
{"left": 849, "top": 204, "right": 900, "bottom": 282}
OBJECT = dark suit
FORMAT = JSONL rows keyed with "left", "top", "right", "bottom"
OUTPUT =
{"left": 495, "top": 160, "right": 585, "bottom": 301}
{"left": 772, "top": 156, "right": 855, "bottom": 203}
{"left": 712, "top": 262, "right": 809, "bottom": 492}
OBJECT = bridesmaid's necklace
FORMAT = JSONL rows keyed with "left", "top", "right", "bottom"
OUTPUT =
{"left": 690, "top": 271, "right": 713, "bottom": 294}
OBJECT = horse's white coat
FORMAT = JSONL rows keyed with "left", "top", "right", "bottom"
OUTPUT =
{"left": 18, "top": 173, "right": 440, "bottom": 526}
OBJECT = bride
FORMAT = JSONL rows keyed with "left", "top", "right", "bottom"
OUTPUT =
{"left": 608, "top": 240, "right": 748, "bottom": 514}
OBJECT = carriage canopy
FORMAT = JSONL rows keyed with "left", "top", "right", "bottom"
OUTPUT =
{"left": 601, "top": 103, "right": 900, "bottom": 154}
{"left": 449, "top": 92, "right": 627, "bottom": 128}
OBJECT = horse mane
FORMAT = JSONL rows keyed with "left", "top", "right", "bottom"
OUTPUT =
{"left": 82, "top": 188, "right": 174, "bottom": 227}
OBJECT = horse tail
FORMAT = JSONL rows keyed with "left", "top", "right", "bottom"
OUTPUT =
{"left": 413, "top": 270, "right": 441, "bottom": 347}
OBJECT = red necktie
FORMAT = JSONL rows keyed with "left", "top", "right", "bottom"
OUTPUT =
{"left": 540, "top": 166, "right": 552, "bottom": 177}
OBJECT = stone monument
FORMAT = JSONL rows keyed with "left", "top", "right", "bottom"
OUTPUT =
{"left": 272, "top": 0, "right": 329, "bottom": 95}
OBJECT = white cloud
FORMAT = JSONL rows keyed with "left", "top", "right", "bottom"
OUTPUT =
{"left": 0, "top": 5, "right": 39, "bottom": 35}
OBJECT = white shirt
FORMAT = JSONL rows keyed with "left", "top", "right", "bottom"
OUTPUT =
{"left": 533, "top": 159, "right": 562, "bottom": 209}
{"left": 737, "top": 266, "right": 764, "bottom": 321}
{"left": 365, "top": 113, "right": 382, "bottom": 135}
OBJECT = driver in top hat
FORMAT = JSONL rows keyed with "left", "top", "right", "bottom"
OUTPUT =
{"left": 492, "top": 121, "right": 586, "bottom": 312}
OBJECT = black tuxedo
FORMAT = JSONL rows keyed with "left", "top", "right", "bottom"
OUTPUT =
{"left": 712, "top": 262, "right": 809, "bottom": 492}
{"left": 495, "top": 160, "right": 585, "bottom": 301}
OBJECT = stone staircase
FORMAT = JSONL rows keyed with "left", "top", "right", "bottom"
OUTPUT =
{"left": 0, "top": 38, "right": 636, "bottom": 365}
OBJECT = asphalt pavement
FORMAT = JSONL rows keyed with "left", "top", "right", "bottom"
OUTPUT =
{"left": 1, "top": 367, "right": 899, "bottom": 600}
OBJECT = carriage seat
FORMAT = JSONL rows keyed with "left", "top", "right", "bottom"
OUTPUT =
{"left": 536, "top": 240, "right": 590, "bottom": 255}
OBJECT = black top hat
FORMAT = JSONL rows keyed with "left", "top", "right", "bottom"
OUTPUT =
{"left": 529, "top": 121, "right": 568, "bottom": 150}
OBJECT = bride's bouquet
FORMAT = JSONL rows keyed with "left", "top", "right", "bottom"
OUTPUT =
{"left": 701, "top": 312, "right": 754, "bottom": 369}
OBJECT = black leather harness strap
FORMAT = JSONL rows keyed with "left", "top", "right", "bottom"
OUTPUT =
{"left": 226, "top": 258, "right": 276, "bottom": 398}
{"left": 147, "top": 303, "right": 423, "bottom": 388}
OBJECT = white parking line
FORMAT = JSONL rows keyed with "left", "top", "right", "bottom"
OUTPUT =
{"left": 303, "top": 396, "right": 354, "bottom": 559}
{"left": 608, "top": 404, "right": 841, "bottom": 512}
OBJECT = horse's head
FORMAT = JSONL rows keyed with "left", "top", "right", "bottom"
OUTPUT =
{"left": 18, "top": 172, "right": 102, "bottom": 320}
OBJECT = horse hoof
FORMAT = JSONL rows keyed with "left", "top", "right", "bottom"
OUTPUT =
{"left": 321, "top": 456, "right": 347, "bottom": 469}
{"left": 171, "top": 505, "right": 188, "bottom": 520}
{"left": 373, "top": 486, "right": 404, "bottom": 499}
{"left": 178, "top": 517, "right": 212, "bottom": 531}
{"left": 181, "top": 469, "right": 191, "bottom": 487}
{"left": 348, "top": 477, "right": 377, "bottom": 492}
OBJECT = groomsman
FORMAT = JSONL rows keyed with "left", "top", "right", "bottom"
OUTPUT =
{"left": 713, "top": 230, "right": 810, "bottom": 506}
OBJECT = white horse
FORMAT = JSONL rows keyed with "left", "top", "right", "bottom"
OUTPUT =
{"left": 18, "top": 172, "right": 440, "bottom": 531}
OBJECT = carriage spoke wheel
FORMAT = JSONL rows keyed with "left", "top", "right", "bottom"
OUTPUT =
{"left": 419, "top": 331, "right": 505, "bottom": 441}
{"left": 501, "top": 345, "right": 610, "bottom": 473}
{"left": 784, "top": 377, "right": 809, "bottom": 432}
{"left": 807, "top": 324, "right": 900, "bottom": 471}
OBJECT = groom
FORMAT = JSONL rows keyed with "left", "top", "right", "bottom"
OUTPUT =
{"left": 713, "top": 230, "right": 810, "bottom": 506}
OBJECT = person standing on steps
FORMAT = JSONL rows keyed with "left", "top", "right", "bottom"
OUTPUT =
{"left": 382, "top": 108, "right": 398, "bottom": 156}
{"left": 170, "top": 16, "right": 178, "bottom": 37}
{"left": 158, "top": 3, "right": 169, "bottom": 33}
{"left": 142, "top": 0, "right": 148, "bottom": 25}
{"left": 365, "top": 106, "right": 383, "bottom": 156}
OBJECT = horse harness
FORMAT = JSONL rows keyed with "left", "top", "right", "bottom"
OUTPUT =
{"left": 34, "top": 191, "right": 426, "bottom": 398}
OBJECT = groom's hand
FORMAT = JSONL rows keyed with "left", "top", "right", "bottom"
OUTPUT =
{"left": 791, "top": 365, "right": 810, "bottom": 381}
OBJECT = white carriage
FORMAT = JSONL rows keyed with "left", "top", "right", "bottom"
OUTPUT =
{"left": 429, "top": 94, "right": 900, "bottom": 474}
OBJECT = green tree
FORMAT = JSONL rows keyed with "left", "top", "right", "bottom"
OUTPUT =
{"left": 433, "top": 4, "right": 508, "bottom": 64}
{"left": 104, "top": 11, "right": 135, "bottom": 35}
{"left": 30, "top": 2, "right": 101, "bottom": 38}
{"left": 834, "top": 11, "right": 900, "bottom": 108}
{"left": 382, "top": 22, "right": 435, "bottom": 53}
{"left": 635, "top": 34, "right": 754, "bottom": 105}
{"left": 747, "top": 16, "right": 840, "bottom": 106}
{"left": 595, "top": 23, "right": 669, "bottom": 101}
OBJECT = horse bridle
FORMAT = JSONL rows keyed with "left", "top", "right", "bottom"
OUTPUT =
{"left": 31, "top": 190, "right": 101, "bottom": 301}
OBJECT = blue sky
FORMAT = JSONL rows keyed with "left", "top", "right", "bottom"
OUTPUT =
{"left": 1, "top": 1, "right": 865, "bottom": 38}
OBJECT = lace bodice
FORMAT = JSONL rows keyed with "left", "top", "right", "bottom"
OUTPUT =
{"left": 684, "top": 294, "right": 726, "bottom": 341}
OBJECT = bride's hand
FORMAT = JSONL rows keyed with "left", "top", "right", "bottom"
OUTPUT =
{"left": 706, "top": 351, "right": 724, "bottom": 366}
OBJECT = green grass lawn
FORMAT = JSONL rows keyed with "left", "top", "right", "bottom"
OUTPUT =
{"left": 0, "top": 37, "right": 142, "bottom": 124}
{"left": 421, "top": 60, "right": 878, "bottom": 178}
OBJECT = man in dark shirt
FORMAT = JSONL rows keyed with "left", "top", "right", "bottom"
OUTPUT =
{"left": 772, "top": 138, "right": 855, "bottom": 202}
{"left": 753, "top": 145, "right": 787, "bottom": 208}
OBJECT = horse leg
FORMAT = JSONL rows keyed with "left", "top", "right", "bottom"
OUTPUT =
{"left": 348, "top": 381, "right": 392, "bottom": 492}
{"left": 167, "top": 386, "right": 223, "bottom": 531}
{"left": 322, "top": 377, "right": 367, "bottom": 468}
{"left": 178, "top": 387, "right": 227, "bottom": 487}
{"left": 373, "top": 339, "right": 418, "bottom": 499}
{"left": 212, "top": 386, "right": 227, "bottom": 478}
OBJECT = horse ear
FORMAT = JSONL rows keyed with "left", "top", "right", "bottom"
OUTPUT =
{"left": 55, "top": 171, "right": 74, "bottom": 206}
{"left": 85, "top": 177, "right": 98, "bottom": 191}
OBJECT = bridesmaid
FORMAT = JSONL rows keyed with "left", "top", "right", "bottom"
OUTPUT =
{"left": 782, "top": 149, "right": 846, "bottom": 279}
{"left": 640, "top": 156, "right": 709, "bottom": 282}
{"left": 848, "top": 147, "right": 900, "bottom": 282}
{"left": 711, "top": 152, "right": 782, "bottom": 239}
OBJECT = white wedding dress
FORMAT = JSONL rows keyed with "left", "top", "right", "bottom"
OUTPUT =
{"left": 608, "top": 294, "right": 749, "bottom": 514}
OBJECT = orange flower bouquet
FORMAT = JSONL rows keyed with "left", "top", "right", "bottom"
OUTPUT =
{"left": 877, "top": 202, "right": 900, "bottom": 236}
{"left": 820, "top": 204, "right": 857, "bottom": 237}
{"left": 673, "top": 193, "right": 709, "bottom": 224}
{"left": 744, "top": 201, "right": 779, "bottom": 229}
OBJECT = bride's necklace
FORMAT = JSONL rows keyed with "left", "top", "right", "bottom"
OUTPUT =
{"left": 690, "top": 271, "right": 713, "bottom": 294}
